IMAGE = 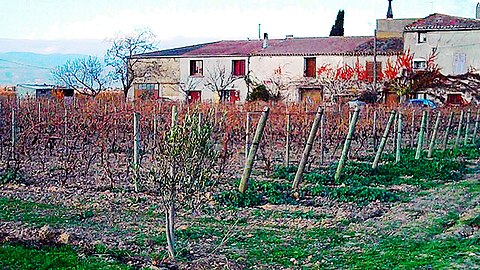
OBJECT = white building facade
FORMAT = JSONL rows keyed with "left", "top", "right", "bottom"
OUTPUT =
{"left": 130, "top": 36, "right": 402, "bottom": 103}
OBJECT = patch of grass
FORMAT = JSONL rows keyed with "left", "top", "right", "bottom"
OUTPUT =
{"left": 215, "top": 179, "right": 296, "bottom": 207}
{"left": 226, "top": 227, "right": 346, "bottom": 268}
{"left": 333, "top": 236, "right": 479, "bottom": 269}
{"left": 0, "top": 242, "right": 131, "bottom": 269}
{"left": 0, "top": 197, "right": 96, "bottom": 227}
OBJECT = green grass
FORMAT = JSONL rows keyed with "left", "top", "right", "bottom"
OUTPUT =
{"left": 0, "top": 197, "right": 96, "bottom": 226}
{"left": 333, "top": 236, "right": 479, "bottom": 269}
{"left": 0, "top": 243, "right": 131, "bottom": 270}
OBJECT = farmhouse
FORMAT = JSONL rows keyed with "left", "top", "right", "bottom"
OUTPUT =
{"left": 129, "top": 1, "right": 480, "bottom": 104}
{"left": 404, "top": 13, "right": 480, "bottom": 75}
{"left": 129, "top": 36, "right": 402, "bottom": 103}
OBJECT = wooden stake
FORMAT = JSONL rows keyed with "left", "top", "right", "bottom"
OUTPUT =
{"left": 11, "top": 106, "right": 16, "bottom": 155}
{"left": 245, "top": 112, "right": 251, "bottom": 163}
{"left": 372, "top": 110, "right": 396, "bottom": 169}
{"left": 292, "top": 107, "right": 324, "bottom": 191}
{"left": 441, "top": 111, "right": 454, "bottom": 150}
{"left": 395, "top": 112, "right": 403, "bottom": 164}
{"left": 454, "top": 110, "right": 464, "bottom": 149}
{"left": 372, "top": 110, "right": 378, "bottom": 151}
{"left": 427, "top": 111, "right": 441, "bottom": 158}
{"left": 239, "top": 107, "right": 270, "bottom": 193}
{"left": 410, "top": 110, "right": 416, "bottom": 148}
{"left": 415, "top": 111, "right": 427, "bottom": 160}
{"left": 334, "top": 108, "right": 360, "bottom": 182}
{"left": 320, "top": 112, "right": 325, "bottom": 165}
{"left": 473, "top": 109, "right": 479, "bottom": 145}
{"left": 133, "top": 112, "right": 140, "bottom": 192}
{"left": 285, "top": 112, "right": 291, "bottom": 167}
{"left": 464, "top": 109, "right": 471, "bottom": 146}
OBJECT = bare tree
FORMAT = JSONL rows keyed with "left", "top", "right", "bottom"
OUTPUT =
{"left": 52, "top": 56, "right": 109, "bottom": 97}
{"left": 204, "top": 64, "right": 238, "bottom": 102}
{"left": 105, "top": 28, "right": 158, "bottom": 98}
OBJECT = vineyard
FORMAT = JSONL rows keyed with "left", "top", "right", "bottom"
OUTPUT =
{"left": 0, "top": 97, "right": 479, "bottom": 269}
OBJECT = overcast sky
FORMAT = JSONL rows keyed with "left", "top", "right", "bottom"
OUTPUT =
{"left": 1, "top": 0, "right": 479, "bottom": 54}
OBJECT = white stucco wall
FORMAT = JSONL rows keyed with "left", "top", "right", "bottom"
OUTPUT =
{"left": 249, "top": 54, "right": 397, "bottom": 101}
{"left": 404, "top": 30, "right": 480, "bottom": 75}
{"left": 131, "top": 54, "right": 399, "bottom": 102}
{"left": 178, "top": 57, "right": 249, "bottom": 102}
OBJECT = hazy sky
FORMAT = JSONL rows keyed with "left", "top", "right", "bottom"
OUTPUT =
{"left": 1, "top": 0, "right": 479, "bottom": 54}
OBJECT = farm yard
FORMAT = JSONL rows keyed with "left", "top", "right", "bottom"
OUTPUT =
{"left": 0, "top": 97, "right": 479, "bottom": 269}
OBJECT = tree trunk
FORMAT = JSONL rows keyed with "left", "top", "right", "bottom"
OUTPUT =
{"left": 165, "top": 204, "right": 176, "bottom": 259}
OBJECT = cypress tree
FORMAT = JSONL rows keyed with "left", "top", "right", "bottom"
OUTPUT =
{"left": 329, "top": 10, "right": 345, "bottom": 36}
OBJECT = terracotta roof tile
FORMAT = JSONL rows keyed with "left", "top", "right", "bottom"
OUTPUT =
{"left": 405, "top": 13, "right": 480, "bottom": 31}
{"left": 135, "top": 36, "right": 403, "bottom": 58}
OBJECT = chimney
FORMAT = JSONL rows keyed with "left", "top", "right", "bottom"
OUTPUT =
{"left": 387, "top": 0, "right": 393, "bottom": 19}
{"left": 262, "top": 33, "right": 268, "bottom": 49}
{"left": 477, "top": 2, "right": 480, "bottom": 19}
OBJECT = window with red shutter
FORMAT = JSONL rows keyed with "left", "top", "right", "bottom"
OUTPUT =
{"left": 232, "top": 60, "right": 246, "bottom": 76}
{"left": 304, "top": 58, "right": 316, "bottom": 78}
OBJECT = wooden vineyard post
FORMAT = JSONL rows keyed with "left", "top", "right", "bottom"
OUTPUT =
{"left": 320, "top": 112, "right": 325, "bottom": 165}
{"left": 473, "top": 109, "right": 479, "bottom": 145}
{"left": 292, "top": 107, "right": 324, "bottom": 191}
{"left": 442, "top": 111, "right": 454, "bottom": 150}
{"left": 395, "top": 112, "right": 403, "bottom": 164}
{"left": 427, "top": 111, "right": 442, "bottom": 158}
{"left": 64, "top": 106, "right": 68, "bottom": 154}
{"left": 11, "top": 106, "right": 17, "bottom": 156}
{"left": 372, "top": 110, "right": 396, "bottom": 169}
{"left": 393, "top": 111, "right": 398, "bottom": 149}
{"left": 424, "top": 112, "right": 430, "bottom": 148}
{"left": 454, "top": 110, "right": 464, "bottom": 149}
{"left": 133, "top": 112, "right": 140, "bottom": 192}
{"left": 415, "top": 111, "right": 428, "bottom": 160}
{"left": 372, "top": 110, "right": 378, "bottom": 151}
{"left": 410, "top": 110, "right": 416, "bottom": 148}
{"left": 37, "top": 102, "right": 41, "bottom": 124}
{"left": 153, "top": 106, "right": 157, "bottom": 145}
{"left": 464, "top": 109, "right": 471, "bottom": 146}
{"left": 245, "top": 112, "right": 251, "bottom": 163}
{"left": 334, "top": 108, "right": 360, "bottom": 182}
{"left": 239, "top": 107, "right": 270, "bottom": 193}
{"left": 285, "top": 112, "right": 291, "bottom": 167}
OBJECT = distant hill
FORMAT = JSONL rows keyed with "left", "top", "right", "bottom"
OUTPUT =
{"left": 0, "top": 52, "right": 87, "bottom": 85}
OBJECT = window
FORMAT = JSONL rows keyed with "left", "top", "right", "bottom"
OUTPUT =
{"left": 418, "top": 32, "right": 427, "bottom": 43}
{"left": 366, "top": 61, "right": 382, "bottom": 82}
{"left": 232, "top": 60, "right": 246, "bottom": 76}
{"left": 453, "top": 53, "right": 466, "bottom": 75}
{"left": 190, "top": 60, "right": 203, "bottom": 76}
{"left": 221, "top": 89, "right": 240, "bottom": 103}
{"left": 413, "top": 60, "right": 427, "bottom": 70}
{"left": 304, "top": 58, "right": 316, "bottom": 78}
{"left": 134, "top": 83, "right": 159, "bottom": 91}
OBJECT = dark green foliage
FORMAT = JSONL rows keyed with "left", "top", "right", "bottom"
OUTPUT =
{"left": 271, "top": 164, "right": 297, "bottom": 179}
{"left": 329, "top": 10, "right": 345, "bottom": 36}
{"left": 258, "top": 148, "right": 471, "bottom": 205}
{"left": 0, "top": 169, "right": 23, "bottom": 184}
{"left": 246, "top": 84, "right": 269, "bottom": 102}
{"left": 246, "top": 83, "right": 281, "bottom": 102}
{"left": 215, "top": 180, "right": 296, "bottom": 207}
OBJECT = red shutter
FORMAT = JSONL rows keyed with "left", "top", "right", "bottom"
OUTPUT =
{"left": 305, "top": 58, "right": 316, "bottom": 77}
